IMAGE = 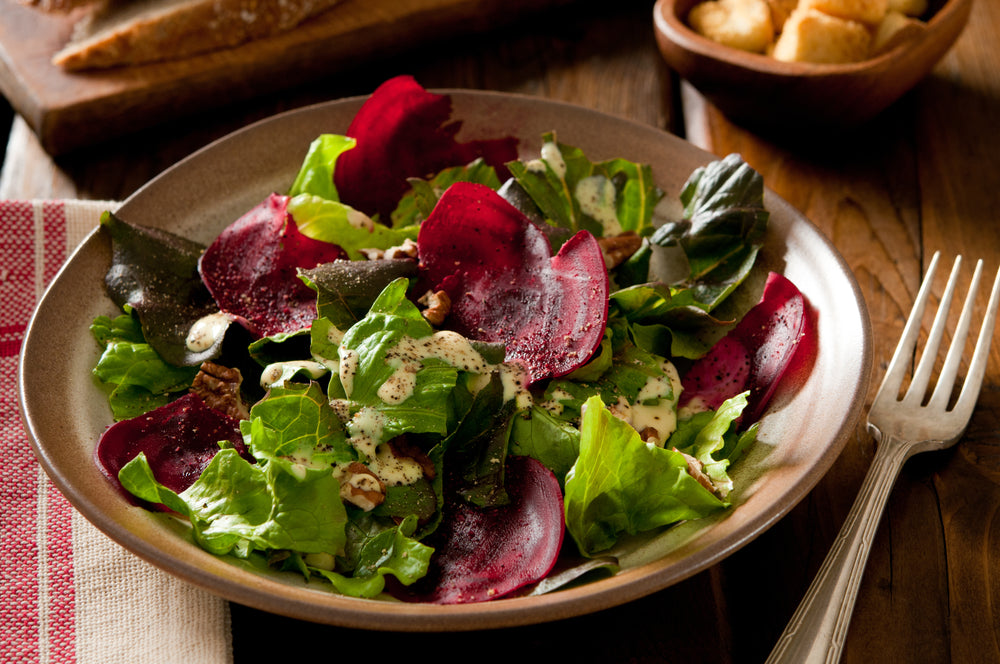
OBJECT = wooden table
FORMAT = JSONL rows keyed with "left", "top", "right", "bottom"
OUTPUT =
{"left": 3, "top": 1, "right": 998, "bottom": 661}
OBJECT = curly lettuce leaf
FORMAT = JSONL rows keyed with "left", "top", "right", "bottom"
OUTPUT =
{"left": 239, "top": 381, "right": 356, "bottom": 472}
{"left": 564, "top": 396, "right": 726, "bottom": 556}
{"left": 119, "top": 449, "right": 348, "bottom": 558}
{"left": 668, "top": 392, "right": 757, "bottom": 497}
{"left": 308, "top": 513, "right": 434, "bottom": 598}
{"left": 91, "top": 313, "right": 199, "bottom": 420}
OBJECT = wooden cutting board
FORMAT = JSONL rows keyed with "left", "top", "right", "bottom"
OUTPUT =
{"left": 0, "top": 0, "right": 572, "bottom": 155}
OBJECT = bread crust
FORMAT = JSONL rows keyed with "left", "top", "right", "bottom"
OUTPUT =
{"left": 52, "top": 0, "right": 344, "bottom": 70}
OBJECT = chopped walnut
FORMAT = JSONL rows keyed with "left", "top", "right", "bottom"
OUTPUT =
{"left": 384, "top": 238, "right": 419, "bottom": 260}
{"left": 190, "top": 362, "right": 250, "bottom": 420}
{"left": 358, "top": 247, "right": 385, "bottom": 260}
{"left": 676, "top": 449, "right": 719, "bottom": 496}
{"left": 597, "top": 231, "right": 644, "bottom": 269}
{"left": 639, "top": 426, "right": 662, "bottom": 446}
{"left": 417, "top": 289, "right": 451, "bottom": 326}
{"left": 338, "top": 462, "right": 386, "bottom": 511}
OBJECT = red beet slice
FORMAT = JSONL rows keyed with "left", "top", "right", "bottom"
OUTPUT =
{"left": 334, "top": 75, "right": 519, "bottom": 221}
{"left": 418, "top": 182, "right": 609, "bottom": 385}
{"left": 95, "top": 393, "right": 249, "bottom": 506}
{"left": 417, "top": 456, "right": 565, "bottom": 604}
{"left": 679, "top": 335, "right": 752, "bottom": 412}
{"left": 198, "top": 193, "right": 347, "bottom": 339}
{"left": 680, "top": 272, "right": 814, "bottom": 424}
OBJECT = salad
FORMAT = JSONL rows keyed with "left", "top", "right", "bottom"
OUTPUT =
{"left": 88, "top": 76, "right": 814, "bottom": 604}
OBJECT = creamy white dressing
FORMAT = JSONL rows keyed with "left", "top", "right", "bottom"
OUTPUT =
{"left": 347, "top": 406, "right": 384, "bottom": 460}
{"left": 369, "top": 443, "right": 423, "bottom": 486}
{"left": 260, "top": 360, "right": 328, "bottom": 389}
{"left": 630, "top": 361, "right": 683, "bottom": 444}
{"left": 185, "top": 312, "right": 230, "bottom": 353}
{"left": 372, "top": 330, "right": 491, "bottom": 405}
{"left": 499, "top": 362, "right": 533, "bottom": 410}
{"left": 575, "top": 175, "right": 622, "bottom": 235}
{"left": 346, "top": 208, "right": 375, "bottom": 231}
{"left": 525, "top": 140, "right": 567, "bottom": 178}
{"left": 339, "top": 347, "right": 359, "bottom": 397}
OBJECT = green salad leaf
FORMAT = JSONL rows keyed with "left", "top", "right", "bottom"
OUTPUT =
{"left": 564, "top": 396, "right": 727, "bottom": 556}
{"left": 119, "top": 448, "right": 348, "bottom": 558}
{"left": 650, "top": 153, "right": 768, "bottom": 311}
{"left": 506, "top": 132, "right": 663, "bottom": 238}
{"left": 91, "top": 313, "right": 199, "bottom": 420}
{"left": 288, "top": 133, "right": 356, "bottom": 201}
{"left": 287, "top": 194, "right": 418, "bottom": 260}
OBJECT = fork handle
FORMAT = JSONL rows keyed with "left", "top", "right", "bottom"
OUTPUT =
{"left": 765, "top": 433, "right": 913, "bottom": 664}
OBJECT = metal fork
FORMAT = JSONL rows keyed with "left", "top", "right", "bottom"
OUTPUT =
{"left": 766, "top": 252, "right": 1000, "bottom": 664}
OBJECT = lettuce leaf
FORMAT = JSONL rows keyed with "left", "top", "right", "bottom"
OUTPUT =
{"left": 333, "top": 278, "right": 462, "bottom": 447}
{"left": 507, "top": 132, "right": 662, "bottom": 239}
{"left": 668, "top": 392, "right": 757, "bottom": 497}
{"left": 239, "top": 381, "right": 356, "bottom": 472}
{"left": 564, "top": 396, "right": 726, "bottom": 556}
{"left": 309, "top": 513, "right": 434, "bottom": 598}
{"left": 287, "top": 194, "right": 418, "bottom": 260}
{"left": 288, "top": 133, "right": 356, "bottom": 201}
{"left": 119, "top": 448, "right": 348, "bottom": 558}
{"left": 91, "top": 313, "right": 199, "bottom": 420}
{"left": 650, "top": 154, "right": 767, "bottom": 311}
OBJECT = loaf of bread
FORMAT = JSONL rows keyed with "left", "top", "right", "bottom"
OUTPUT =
{"left": 24, "top": 0, "right": 343, "bottom": 70}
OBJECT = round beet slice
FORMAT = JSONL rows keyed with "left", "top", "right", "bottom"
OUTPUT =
{"left": 413, "top": 456, "right": 565, "bottom": 604}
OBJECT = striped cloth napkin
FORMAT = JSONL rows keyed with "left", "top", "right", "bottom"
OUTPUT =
{"left": 1, "top": 200, "right": 233, "bottom": 664}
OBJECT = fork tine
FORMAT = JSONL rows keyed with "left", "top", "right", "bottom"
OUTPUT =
{"left": 904, "top": 255, "right": 963, "bottom": 404}
{"left": 949, "top": 260, "right": 1000, "bottom": 421}
{"left": 927, "top": 259, "right": 982, "bottom": 409}
{"left": 875, "top": 251, "right": 942, "bottom": 403}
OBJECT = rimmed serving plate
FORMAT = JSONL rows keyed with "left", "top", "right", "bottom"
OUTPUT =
{"left": 18, "top": 90, "right": 871, "bottom": 631}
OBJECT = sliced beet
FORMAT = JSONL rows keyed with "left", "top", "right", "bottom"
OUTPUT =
{"left": 198, "top": 193, "right": 348, "bottom": 339}
{"left": 678, "top": 335, "right": 751, "bottom": 412}
{"left": 413, "top": 456, "right": 565, "bottom": 604}
{"left": 94, "top": 393, "right": 249, "bottom": 507}
{"left": 417, "top": 182, "right": 609, "bottom": 385}
{"left": 334, "top": 75, "right": 519, "bottom": 221}
{"left": 680, "top": 271, "right": 814, "bottom": 424}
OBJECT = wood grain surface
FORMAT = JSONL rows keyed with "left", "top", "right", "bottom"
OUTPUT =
{"left": 0, "top": 0, "right": 574, "bottom": 154}
{"left": 2, "top": 0, "right": 999, "bottom": 661}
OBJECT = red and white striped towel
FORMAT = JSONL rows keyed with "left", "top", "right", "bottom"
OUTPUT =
{"left": 1, "top": 201, "right": 232, "bottom": 664}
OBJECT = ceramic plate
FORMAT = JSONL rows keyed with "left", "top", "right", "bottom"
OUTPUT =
{"left": 19, "top": 90, "right": 871, "bottom": 631}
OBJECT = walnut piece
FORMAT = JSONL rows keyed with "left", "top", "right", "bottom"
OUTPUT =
{"left": 597, "top": 231, "right": 644, "bottom": 270}
{"left": 338, "top": 462, "right": 386, "bottom": 511}
{"left": 417, "top": 289, "right": 452, "bottom": 326}
{"left": 190, "top": 362, "right": 250, "bottom": 420}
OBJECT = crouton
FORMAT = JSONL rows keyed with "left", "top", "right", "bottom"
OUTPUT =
{"left": 688, "top": 0, "right": 776, "bottom": 53}
{"left": 766, "top": 0, "right": 800, "bottom": 31}
{"left": 871, "top": 9, "right": 928, "bottom": 54}
{"left": 888, "top": 0, "right": 928, "bottom": 17}
{"left": 772, "top": 7, "right": 872, "bottom": 63}
{"left": 798, "top": 0, "right": 889, "bottom": 25}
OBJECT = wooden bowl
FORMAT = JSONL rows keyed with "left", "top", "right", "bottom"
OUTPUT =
{"left": 653, "top": 0, "right": 972, "bottom": 131}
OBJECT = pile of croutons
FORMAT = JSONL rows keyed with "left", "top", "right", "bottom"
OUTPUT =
{"left": 687, "top": 0, "right": 930, "bottom": 63}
